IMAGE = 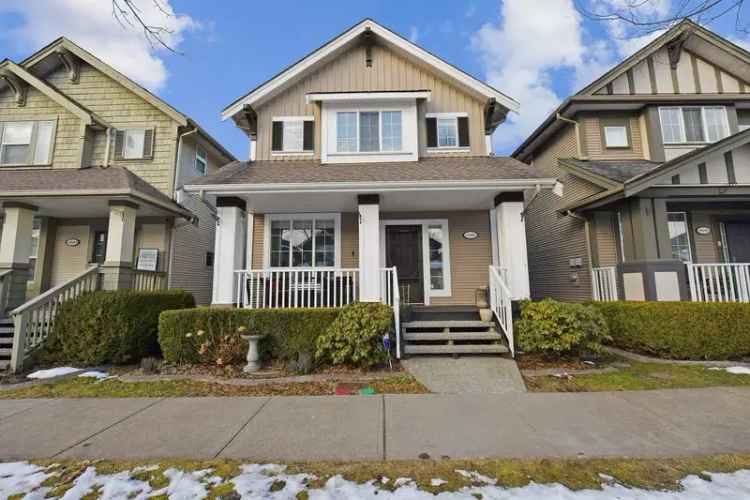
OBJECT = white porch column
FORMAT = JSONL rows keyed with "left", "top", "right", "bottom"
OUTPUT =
{"left": 101, "top": 200, "right": 138, "bottom": 290}
{"left": 358, "top": 194, "right": 380, "bottom": 302}
{"left": 212, "top": 197, "right": 246, "bottom": 306}
{"left": 494, "top": 193, "right": 530, "bottom": 300}
{"left": 0, "top": 203, "right": 36, "bottom": 310}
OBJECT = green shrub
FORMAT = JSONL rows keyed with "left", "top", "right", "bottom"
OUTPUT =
{"left": 315, "top": 302, "right": 393, "bottom": 368}
{"left": 158, "top": 307, "right": 341, "bottom": 366}
{"left": 592, "top": 301, "right": 750, "bottom": 360}
{"left": 516, "top": 299, "right": 611, "bottom": 356}
{"left": 43, "top": 290, "right": 195, "bottom": 365}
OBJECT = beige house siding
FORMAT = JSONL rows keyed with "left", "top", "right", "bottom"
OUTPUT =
{"left": 0, "top": 85, "right": 82, "bottom": 168}
{"left": 48, "top": 222, "right": 98, "bottom": 287}
{"left": 254, "top": 42, "right": 487, "bottom": 160}
{"left": 592, "top": 211, "right": 620, "bottom": 267}
{"left": 581, "top": 113, "right": 646, "bottom": 160}
{"left": 46, "top": 63, "right": 181, "bottom": 195}
{"left": 525, "top": 124, "right": 602, "bottom": 301}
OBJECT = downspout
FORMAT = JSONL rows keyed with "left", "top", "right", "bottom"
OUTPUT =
{"left": 556, "top": 113, "right": 587, "bottom": 159}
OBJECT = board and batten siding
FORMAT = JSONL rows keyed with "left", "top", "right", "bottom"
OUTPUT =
{"left": 254, "top": 42, "right": 487, "bottom": 161}
{"left": 0, "top": 84, "right": 82, "bottom": 168}
{"left": 524, "top": 124, "right": 602, "bottom": 302}
{"left": 47, "top": 62, "right": 181, "bottom": 195}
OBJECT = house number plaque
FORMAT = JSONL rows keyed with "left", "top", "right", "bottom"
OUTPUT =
{"left": 696, "top": 226, "right": 711, "bottom": 235}
{"left": 463, "top": 231, "right": 479, "bottom": 240}
{"left": 65, "top": 238, "right": 81, "bottom": 247}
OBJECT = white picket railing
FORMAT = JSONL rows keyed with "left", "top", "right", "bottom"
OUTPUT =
{"left": 489, "top": 265, "right": 514, "bottom": 357}
{"left": 592, "top": 266, "right": 619, "bottom": 301}
{"left": 0, "top": 269, "right": 12, "bottom": 316}
{"left": 687, "top": 263, "right": 750, "bottom": 303}
{"left": 10, "top": 265, "right": 101, "bottom": 372}
{"left": 133, "top": 270, "right": 167, "bottom": 291}
{"left": 379, "top": 267, "right": 401, "bottom": 358}
{"left": 236, "top": 268, "right": 360, "bottom": 309}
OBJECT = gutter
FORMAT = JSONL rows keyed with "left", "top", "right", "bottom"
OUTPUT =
{"left": 555, "top": 113, "right": 587, "bottom": 160}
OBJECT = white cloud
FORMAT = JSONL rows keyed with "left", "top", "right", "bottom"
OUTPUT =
{"left": 0, "top": 0, "right": 198, "bottom": 91}
{"left": 408, "top": 26, "right": 419, "bottom": 43}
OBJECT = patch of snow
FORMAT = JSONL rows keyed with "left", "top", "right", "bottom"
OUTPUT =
{"left": 393, "top": 477, "right": 414, "bottom": 487}
{"left": 0, "top": 462, "right": 50, "bottom": 498}
{"left": 77, "top": 371, "right": 109, "bottom": 379}
{"left": 710, "top": 366, "right": 750, "bottom": 375}
{"left": 150, "top": 468, "right": 209, "bottom": 499}
{"left": 455, "top": 469, "right": 498, "bottom": 485}
{"left": 598, "top": 473, "right": 615, "bottom": 482}
{"left": 380, "top": 476, "right": 390, "bottom": 484}
{"left": 232, "top": 464, "right": 314, "bottom": 499}
{"left": 431, "top": 478, "right": 448, "bottom": 486}
{"left": 60, "top": 466, "right": 152, "bottom": 499}
{"left": 26, "top": 367, "right": 80, "bottom": 379}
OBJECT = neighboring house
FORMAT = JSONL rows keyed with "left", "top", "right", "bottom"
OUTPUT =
{"left": 515, "top": 20, "right": 750, "bottom": 304}
{"left": 0, "top": 38, "right": 234, "bottom": 370}
{"left": 184, "top": 19, "right": 555, "bottom": 357}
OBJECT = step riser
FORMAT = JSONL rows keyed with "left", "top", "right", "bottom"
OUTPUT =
{"left": 403, "top": 321, "right": 495, "bottom": 329}
{"left": 404, "top": 333, "right": 503, "bottom": 341}
{"left": 404, "top": 345, "right": 509, "bottom": 355}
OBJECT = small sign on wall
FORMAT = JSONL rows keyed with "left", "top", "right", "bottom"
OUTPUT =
{"left": 137, "top": 248, "right": 159, "bottom": 271}
{"left": 462, "top": 231, "right": 479, "bottom": 240}
{"left": 695, "top": 226, "right": 711, "bottom": 235}
{"left": 65, "top": 238, "right": 81, "bottom": 247}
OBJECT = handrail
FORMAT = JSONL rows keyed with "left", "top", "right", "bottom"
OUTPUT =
{"left": 10, "top": 265, "right": 101, "bottom": 372}
{"left": 687, "top": 262, "right": 750, "bottom": 303}
{"left": 489, "top": 265, "right": 514, "bottom": 357}
{"left": 133, "top": 269, "right": 167, "bottom": 291}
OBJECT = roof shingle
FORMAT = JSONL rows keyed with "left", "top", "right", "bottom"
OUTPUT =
{"left": 561, "top": 158, "right": 662, "bottom": 183}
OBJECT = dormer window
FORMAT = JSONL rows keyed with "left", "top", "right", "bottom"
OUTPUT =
{"left": 426, "top": 113, "right": 470, "bottom": 150}
{"left": 271, "top": 116, "right": 314, "bottom": 154}
{"left": 334, "top": 110, "right": 403, "bottom": 153}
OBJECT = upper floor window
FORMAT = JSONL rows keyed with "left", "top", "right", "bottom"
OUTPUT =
{"left": 600, "top": 118, "right": 630, "bottom": 149}
{"left": 115, "top": 128, "right": 154, "bottom": 160}
{"left": 335, "top": 111, "right": 402, "bottom": 153}
{"left": 426, "top": 113, "right": 470, "bottom": 150}
{"left": 0, "top": 120, "right": 55, "bottom": 166}
{"left": 659, "top": 106, "right": 729, "bottom": 145}
{"left": 195, "top": 146, "right": 207, "bottom": 176}
{"left": 272, "top": 116, "right": 314, "bottom": 154}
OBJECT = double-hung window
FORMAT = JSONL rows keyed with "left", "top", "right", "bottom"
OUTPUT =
{"left": 0, "top": 121, "right": 55, "bottom": 166}
{"left": 667, "top": 212, "right": 692, "bottom": 262}
{"left": 334, "top": 110, "right": 402, "bottom": 153}
{"left": 115, "top": 128, "right": 155, "bottom": 160}
{"left": 659, "top": 106, "right": 729, "bottom": 144}
{"left": 603, "top": 125, "right": 629, "bottom": 148}
{"left": 271, "top": 116, "right": 314, "bottom": 154}
{"left": 268, "top": 214, "right": 340, "bottom": 268}
{"left": 426, "top": 113, "right": 470, "bottom": 149}
{"left": 195, "top": 146, "right": 207, "bottom": 176}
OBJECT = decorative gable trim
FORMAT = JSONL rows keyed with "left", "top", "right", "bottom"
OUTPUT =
{"left": 222, "top": 18, "right": 519, "bottom": 121}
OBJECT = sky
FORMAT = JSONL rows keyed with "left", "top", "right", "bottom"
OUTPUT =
{"left": 1, "top": 0, "right": 749, "bottom": 160}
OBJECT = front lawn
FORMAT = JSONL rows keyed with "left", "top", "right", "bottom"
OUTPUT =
{"left": 0, "top": 374, "right": 427, "bottom": 399}
{"left": 524, "top": 361, "right": 750, "bottom": 392}
{"left": 8, "top": 454, "right": 750, "bottom": 498}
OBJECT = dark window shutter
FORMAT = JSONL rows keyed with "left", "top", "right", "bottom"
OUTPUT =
{"left": 142, "top": 128, "right": 154, "bottom": 159}
{"left": 426, "top": 118, "right": 437, "bottom": 148}
{"left": 114, "top": 130, "right": 125, "bottom": 159}
{"left": 457, "top": 117, "right": 470, "bottom": 148}
{"left": 303, "top": 120, "right": 314, "bottom": 151}
{"left": 272, "top": 121, "right": 284, "bottom": 152}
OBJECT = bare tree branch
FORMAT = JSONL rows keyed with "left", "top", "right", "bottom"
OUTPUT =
{"left": 111, "top": 0, "right": 182, "bottom": 54}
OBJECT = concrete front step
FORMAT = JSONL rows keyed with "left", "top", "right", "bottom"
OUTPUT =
{"left": 403, "top": 320, "right": 495, "bottom": 329}
{"left": 404, "top": 344, "right": 509, "bottom": 355}
{"left": 404, "top": 331, "right": 503, "bottom": 342}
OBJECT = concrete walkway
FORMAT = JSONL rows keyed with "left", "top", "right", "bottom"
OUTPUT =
{"left": 402, "top": 356, "right": 526, "bottom": 394}
{"left": 2, "top": 387, "right": 750, "bottom": 461}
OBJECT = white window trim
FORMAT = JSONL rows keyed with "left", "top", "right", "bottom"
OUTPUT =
{"left": 271, "top": 116, "right": 314, "bottom": 155}
{"left": 332, "top": 109, "right": 404, "bottom": 155}
{"left": 603, "top": 125, "right": 629, "bottom": 148}
{"left": 0, "top": 119, "right": 57, "bottom": 167}
{"left": 195, "top": 146, "right": 207, "bottom": 176}
{"left": 426, "top": 112, "right": 469, "bottom": 151}
{"left": 378, "top": 219, "right": 452, "bottom": 303}
{"left": 659, "top": 106, "right": 730, "bottom": 145}
{"left": 262, "top": 213, "right": 342, "bottom": 269}
{"left": 667, "top": 211, "right": 693, "bottom": 263}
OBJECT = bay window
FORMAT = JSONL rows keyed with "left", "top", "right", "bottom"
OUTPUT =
{"left": 659, "top": 106, "right": 729, "bottom": 144}
{"left": 267, "top": 214, "right": 340, "bottom": 268}
{"left": 334, "top": 110, "right": 402, "bottom": 153}
{"left": 0, "top": 120, "right": 55, "bottom": 166}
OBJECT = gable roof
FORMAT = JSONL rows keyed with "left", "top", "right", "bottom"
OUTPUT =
{"left": 222, "top": 18, "right": 519, "bottom": 121}
{"left": 513, "top": 19, "right": 750, "bottom": 161}
{"left": 14, "top": 37, "right": 235, "bottom": 162}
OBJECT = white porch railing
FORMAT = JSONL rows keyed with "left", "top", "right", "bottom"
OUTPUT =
{"left": 379, "top": 267, "right": 401, "bottom": 359}
{"left": 236, "top": 268, "right": 360, "bottom": 309}
{"left": 592, "top": 266, "right": 619, "bottom": 301}
{"left": 0, "top": 269, "right": 12, "bottom": 315}
{"left": 10, "top": 265, "right": 101, "bottom": 372}
{"left": 687, "top": 263, "right": 750, "bottom": 303}
{"left": 489, "top": 265, "right": 514, "bottom": 357}
{"left": 133, "top": 270, "right": 167, "bottom": 291}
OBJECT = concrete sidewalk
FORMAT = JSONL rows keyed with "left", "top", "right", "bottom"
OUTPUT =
{"left": 2, "top": 387, "right": 750, "bottom": 461}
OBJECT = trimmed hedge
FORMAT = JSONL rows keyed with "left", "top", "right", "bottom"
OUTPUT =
{"left": 516, "top": 299, "right": 611, "bottom": 356}
{"left": 315, "top": 302, "right": 393, "bottom": 368}
{"left": 43, "top": 290, "right": 195, "bottom": 365}
{"left": 158, "top": 307, "right": 341, "bottom": 366}
{"left": 591, "top": 301, "right": 750, "bottom": 360}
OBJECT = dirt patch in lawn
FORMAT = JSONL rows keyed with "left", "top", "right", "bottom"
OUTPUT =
{"left": 515, "top": 352, "right": 617, "bottom": 371}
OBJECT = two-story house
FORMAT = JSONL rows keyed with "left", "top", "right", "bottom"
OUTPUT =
{"left": 515, "top": 20, "right": 750, "bottom": 304}
{"left": 184, "top": 19, "right": 556, "bottom": 357}
{"left": 0, "top": 38, "right": 234, "bottom": 370}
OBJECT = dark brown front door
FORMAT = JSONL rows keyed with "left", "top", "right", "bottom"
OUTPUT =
{"left": 385, "top": 225, "right": 423, "bottom": 304}
{"left": 725, "top": 222, "right": 750, "bottom": 262}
